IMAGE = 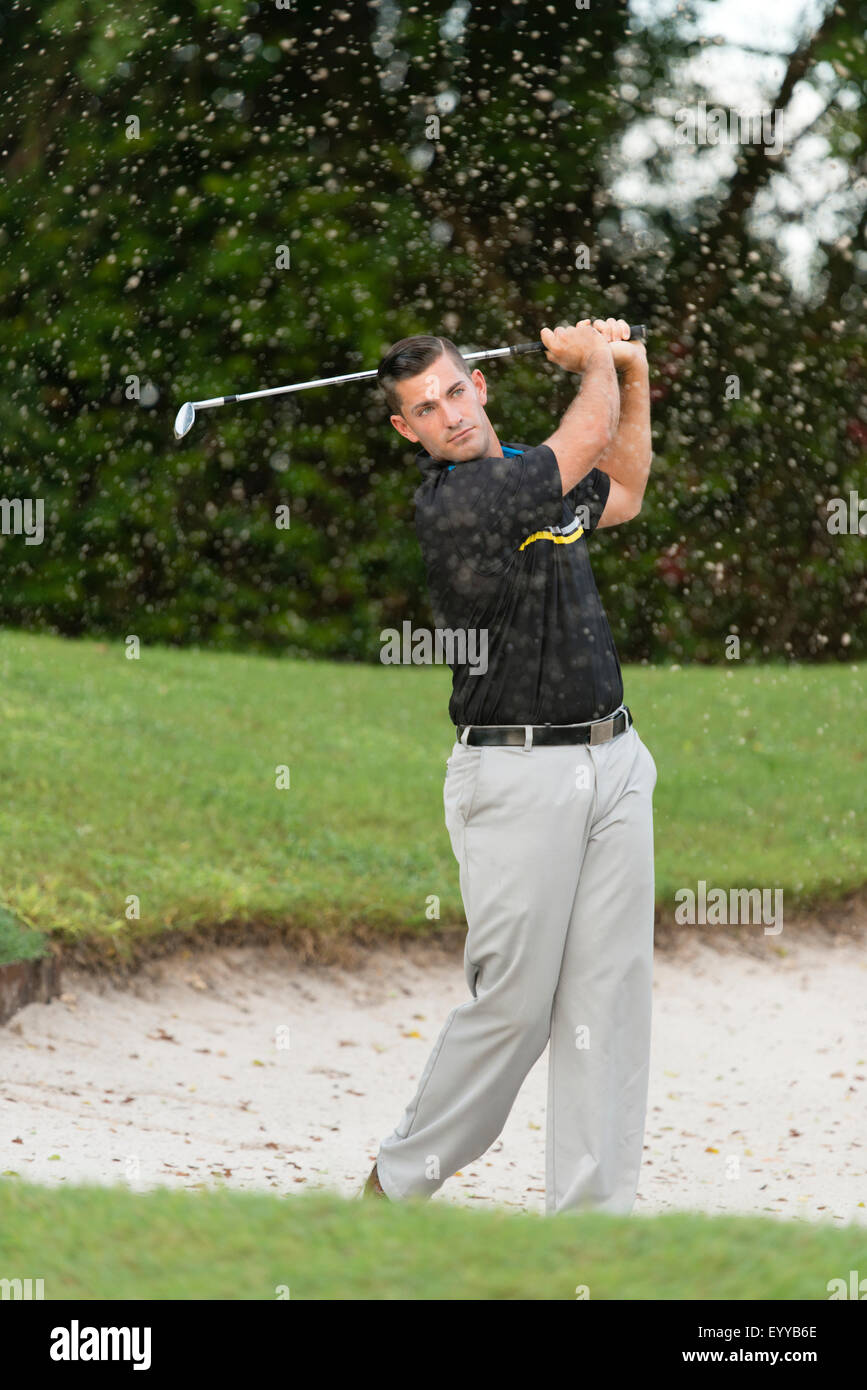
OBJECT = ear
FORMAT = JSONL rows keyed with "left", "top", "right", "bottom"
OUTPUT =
{"left": 390, "top": 412, "right": 420, "bottom": 443}
{"left": 470, "top": 368, "right": 488, "bottom": 405}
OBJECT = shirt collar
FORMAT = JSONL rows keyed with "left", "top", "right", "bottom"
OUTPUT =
{"left": 415, "top": 442, "right": 524, "bottom": 480}
{"left": 415, "top": 447, "right": 448, "bottom": 482}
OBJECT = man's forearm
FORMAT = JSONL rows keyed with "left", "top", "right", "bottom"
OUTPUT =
{"left": 543, "top": 348, "right": 620, "bottom": 495}
{"left": 596, "top": 361, "right": 651, "bottom": 500}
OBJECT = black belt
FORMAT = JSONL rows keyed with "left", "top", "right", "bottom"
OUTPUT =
{"left": 455, "top": 707, "right": 633, "bottom": 748}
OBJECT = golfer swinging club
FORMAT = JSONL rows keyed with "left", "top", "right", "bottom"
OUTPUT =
{"left": 362, "top": 317, "right": 656, "bottom": 1214}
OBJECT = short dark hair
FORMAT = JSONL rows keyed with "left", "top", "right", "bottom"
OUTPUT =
{"left": 376, "top": 335, "right": 470, "bottom": 417}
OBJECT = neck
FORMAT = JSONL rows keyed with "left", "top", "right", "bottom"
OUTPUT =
{"left": 471, "top": 419, "right": 501, "bottom": 458}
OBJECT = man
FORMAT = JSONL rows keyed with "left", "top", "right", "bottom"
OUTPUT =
{"left": 363, "top": 318, "right": 657, "bottom": 1215}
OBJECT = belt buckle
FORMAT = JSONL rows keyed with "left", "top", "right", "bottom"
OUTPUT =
{"left": 589, "top": 714, "right": 615, "bottom": 745}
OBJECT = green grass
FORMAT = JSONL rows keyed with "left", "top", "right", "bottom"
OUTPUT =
{"left": 0, "top": 1178, "right": 862, "bottom": 1300}
{"left": 0, "top": 630, "right": 863, "bottom": 964}
{"left": 0, "top": 904, "right": 47, "bottom": 963}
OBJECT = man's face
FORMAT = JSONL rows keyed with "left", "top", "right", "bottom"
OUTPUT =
{"left": 389, "top": 352, "right": 493, "bottom": 462}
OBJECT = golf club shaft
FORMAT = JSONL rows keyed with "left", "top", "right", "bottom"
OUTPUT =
{"left": 186, "top": 325, "right": 648, "bottom": 411}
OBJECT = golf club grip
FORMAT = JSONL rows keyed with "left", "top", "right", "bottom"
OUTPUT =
{"left": 511, "top": 324, "right": 647, "bottom": 355}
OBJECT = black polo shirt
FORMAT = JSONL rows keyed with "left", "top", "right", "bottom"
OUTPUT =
{"left": 413, "top": 440, "right": 624, "bottom": 727}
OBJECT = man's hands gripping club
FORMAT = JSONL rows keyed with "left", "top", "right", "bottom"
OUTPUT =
{"left": 541, "top": 318, "right": 647, "bottom": 375}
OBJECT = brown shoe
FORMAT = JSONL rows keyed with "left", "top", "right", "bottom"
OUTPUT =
{"left": 361, "top": 1161, "right": 389, "bottom": 1199}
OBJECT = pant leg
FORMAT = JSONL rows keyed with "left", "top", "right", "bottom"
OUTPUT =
{"left": 376, "top": 739, "right": 595, "bottom": 1202}
{"left": 546, "top": 726, "right": 657, "bottom": 1215}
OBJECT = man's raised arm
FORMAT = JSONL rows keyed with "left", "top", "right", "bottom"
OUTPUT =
{"left": 539, "top": 321, "right": 620, "bottom": 495}
{"left": 585, "top": 318, "right": 652, "bottom": 528}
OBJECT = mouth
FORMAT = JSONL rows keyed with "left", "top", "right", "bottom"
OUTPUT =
{"left": 450, "top": 426, "right": 474, "bottom": 443}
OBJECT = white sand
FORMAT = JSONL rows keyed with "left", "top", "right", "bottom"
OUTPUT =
{"left": 2, "top": 927, "right": 865, "bottom": 1226}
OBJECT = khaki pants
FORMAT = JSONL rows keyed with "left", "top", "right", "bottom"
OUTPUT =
{"left": 376, "top": 720, "right": 657, "bottom": 1215}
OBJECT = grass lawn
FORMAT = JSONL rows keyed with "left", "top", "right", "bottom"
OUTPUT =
{"left": 0, "top": 903, "right": 47, "bottom": 963}
{"left": 0, "top": 1178, "right": 862, "bottom": 1300}
{"left": 0, "top": 630, "right": 862, "bottom": 964}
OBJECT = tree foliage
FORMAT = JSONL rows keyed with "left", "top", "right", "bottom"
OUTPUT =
{"left": 0, "top": 0, "right": 864, "bottom": 662}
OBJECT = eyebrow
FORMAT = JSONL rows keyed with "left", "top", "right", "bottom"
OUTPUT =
{"left": 410, "top": 378, "right": 467, "bottom": 415}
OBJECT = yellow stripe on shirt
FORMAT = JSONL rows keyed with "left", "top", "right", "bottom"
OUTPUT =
{"left": 518, "top": 525, "right": 585, "bottom": 552}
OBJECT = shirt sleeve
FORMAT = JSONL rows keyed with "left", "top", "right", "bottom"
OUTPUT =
{"left": 565, "top": 467, "right": 610, "bottom": 534}
{"left": 433, "top": 443, "right": 564, "bottom": 576}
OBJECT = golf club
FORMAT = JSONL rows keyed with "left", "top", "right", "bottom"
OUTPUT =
{"left": 172, "top": 324, "right": 648, "bottom": 439}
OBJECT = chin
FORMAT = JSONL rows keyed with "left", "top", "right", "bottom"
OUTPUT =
{"left": 447, "top": 429, "right": 480, "bottom": 457}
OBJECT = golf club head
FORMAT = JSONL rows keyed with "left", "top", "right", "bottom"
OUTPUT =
{"left": 173, "top": 401, "right": 195, "bottom": 439}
